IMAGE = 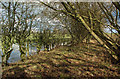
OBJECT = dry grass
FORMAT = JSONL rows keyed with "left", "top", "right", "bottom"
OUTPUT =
{"left": 2, "top": 43, "right": 120, "bottom": 78}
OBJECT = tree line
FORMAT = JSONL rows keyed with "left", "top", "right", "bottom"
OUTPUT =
{"left": 0, "top": 1, "right": 120, "bottom": 65}
{"left": 40, "top": 2, "right": 120, "bottom": 63}
{"left": 0, "top": 1, "right": 70, "bottom": 66}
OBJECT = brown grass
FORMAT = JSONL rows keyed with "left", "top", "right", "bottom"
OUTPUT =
{"left": 2, "top": 43, "right": 120, "bottom": 78}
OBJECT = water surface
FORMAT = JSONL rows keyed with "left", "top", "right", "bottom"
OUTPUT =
{"left": 0, "top": 44, "right": 38, "bottom": 63}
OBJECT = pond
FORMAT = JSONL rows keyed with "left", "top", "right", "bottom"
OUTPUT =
{"left": 0, "top": 42, "right": 67, "bottom": 63}
{"left": 0, "top": 43, "right": 44, "bottom": 63}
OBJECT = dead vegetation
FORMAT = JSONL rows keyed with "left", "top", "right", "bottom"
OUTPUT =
{"left": 2, "top": 43, "right": 120, "bottom": 78}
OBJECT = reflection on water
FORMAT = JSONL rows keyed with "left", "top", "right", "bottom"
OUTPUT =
{"left": 12, "top": 44, "right": 19, "bottom": 50}
{"left": 8, "top": 50, "right": 21, "bottom": 63}
{"left": 0, "top": 44, "right": 38, "bottom": 63}
{"left": 0, "top": 42, "right": 67, "bottom": 63}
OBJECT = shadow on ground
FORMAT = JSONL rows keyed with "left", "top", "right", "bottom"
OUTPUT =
{"left": 2, "top": 43, "right": 120, "bottom": 78}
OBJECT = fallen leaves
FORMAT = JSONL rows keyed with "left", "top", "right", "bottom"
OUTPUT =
{"left": 2, "top": 43, "right": 120, "bottom": 78}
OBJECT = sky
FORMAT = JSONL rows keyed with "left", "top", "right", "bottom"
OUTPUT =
{"left": 0, "top": 2, "right": 119, "bottom": 34}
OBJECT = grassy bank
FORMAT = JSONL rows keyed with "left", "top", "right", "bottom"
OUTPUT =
{"left": 2, "top": 43, "right": 120, "bottom": 78}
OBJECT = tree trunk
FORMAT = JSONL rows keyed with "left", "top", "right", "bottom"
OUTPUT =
{"left": 26, "top": 41, "right": 29, "bottom": 57}
{"left": 19, "top": 40, "right": 26, "bottom": 62}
